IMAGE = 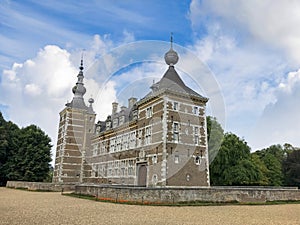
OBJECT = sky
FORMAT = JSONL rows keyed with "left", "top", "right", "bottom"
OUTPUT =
{"left": 1, "top": 0, "right": 300, "bottom": 163}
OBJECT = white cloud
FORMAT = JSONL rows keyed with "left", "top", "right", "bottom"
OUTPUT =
{"left": 189, "top": 0, "right": 300, "bottom": 64}
{"left": 250, "top": 69, "right": 300, "bottom": 150}
{"left": 24, "top": 83, "right": 42, "bottom": 96}
{"left": 188, "top": 0, "right": 300, "bottom": 149}
{"left": 0, "top": 33, "right": 142, "bottom": 163}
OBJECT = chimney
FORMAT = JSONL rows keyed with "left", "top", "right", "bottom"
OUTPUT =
{"left": 112, "top": 102, "right": 118, "bottom": 114}
{"left": 128, "top": 97, "right": 137, "bottom": 108}
{"left": 121, "top": 106, "right": 127, "bottom": 112}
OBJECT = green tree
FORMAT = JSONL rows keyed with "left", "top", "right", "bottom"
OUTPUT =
{"left": 6, "top": 125, "right": 52, "bottom": 182}
{"left": 0, "top": 112, "right": 52, "bottom": 184}
{"left": 210, "top": 133, "right": 262, "bottom": 185}
{"left": 254, "top": 145, "right": 284, "bottom": 186}
{"left": 283, "top": 149, "right": 300, "bottom": 187}
{"left": 206, "top": 116, "right": 224, "bottom": 164}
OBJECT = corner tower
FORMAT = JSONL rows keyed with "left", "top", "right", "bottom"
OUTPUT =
{"left": 53, "top": 60, "right": 96, "bottom": 183}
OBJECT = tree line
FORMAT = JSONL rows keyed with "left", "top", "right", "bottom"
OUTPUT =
{"left": 0, "top": 111, "right": 299, "bottom": 187}
{"left": 0, "top": 112, "right": 52, "bottom": 186}
{"left": 207, "top": 116, "right": 300, "bottom": 187}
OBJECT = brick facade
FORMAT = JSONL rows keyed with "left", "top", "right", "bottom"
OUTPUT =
{"left": 53, "top": 45, "right": 210, "bottom": 187}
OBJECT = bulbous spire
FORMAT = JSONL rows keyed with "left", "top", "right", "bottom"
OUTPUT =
{"left": 164, "top": 33, "right": 179, "bottom": 66}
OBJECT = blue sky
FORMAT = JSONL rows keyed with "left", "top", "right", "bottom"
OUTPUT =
{"left": 1, "top": 0, "right": 300, "bottom": 159}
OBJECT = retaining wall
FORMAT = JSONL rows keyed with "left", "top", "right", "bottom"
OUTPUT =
{"left": 6, "top": 181, "right": 76, "bottom": 192}
{"left": 75, "top": 184, "right": 300, "bottom": 203}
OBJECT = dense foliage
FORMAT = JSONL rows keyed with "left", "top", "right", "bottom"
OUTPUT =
{"left": 207, "top": 118, "right": 300, "bottom": 187}
{"left": 0, "top": 112, "right": 52, "bottom": 186}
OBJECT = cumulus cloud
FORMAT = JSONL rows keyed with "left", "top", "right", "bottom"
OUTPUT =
{"left": 250, "top": 69, "right": 300, "bottom": 150}
{"left": 0, "top": 35, "right": 122, "bottom": 162}
{"left": 189, "top": 0, "right": 300, "bottom": 64}
{"left": 0, "top": 32, "right": 143, "bottom": 163}
{"left": 188, "top": 0, "right": 300, "bottom": 149}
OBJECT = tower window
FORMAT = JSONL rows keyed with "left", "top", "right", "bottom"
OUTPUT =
{"left": 173, "top": 102, "right": 179, "bottom": 110}
{"left": 173, "top": 122, "right": 179, "bottom": 143}
{"left": 193, "top": 106, "right": 198, "bottom": 115}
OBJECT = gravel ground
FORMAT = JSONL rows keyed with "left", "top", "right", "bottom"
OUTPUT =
{"left": 0, "top": 187, "right": 300, "bottom": 225}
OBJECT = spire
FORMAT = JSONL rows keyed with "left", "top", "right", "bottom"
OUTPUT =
{"left": 66, "top": 58, "right": 88, "bottom": 110}
{"left": 79, "top": 51, "right": 84, "bottom": 71}
{"left": 170, "top": 32, "right": 173, "bottom": 49}
{"left": 164, "top": 33, "right": 179, "bottom": 66}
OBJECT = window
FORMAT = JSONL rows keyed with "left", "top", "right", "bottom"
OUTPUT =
{"left": 194, "top": 126, "right": 199, "bottom": 145}
{"left": 106, "top": 121, "right": 111, "bottom": 129}
{"left": 113, "top": 118, "right": 118, "bottom": 128}
{"left": 145, "top": 126, "right": 152, "bottom": 145}
{"left": 146, "top": 106, "right": 152, "bottom": 118}
{"left": 193, "top": 106, "right": 198, "bottom": 115}
{"left": 174, "top": 155, "right": 179, "bottom": 164}
{"left": 152, "top": 155, "right": 157, "bottom": 164}
{"left": 195, "top": 156, "right": 201, "bottom": 165}
{"left": 128, "top": 160, "right": 134, "bottom": 176}
{"left": 173, "top": 102, "right": 179, "bottom": 110}
{"left": 130, "top": 131, "right": 136, "bottom": 149}
{"left": 110, "top": 138, "right": 116, "bottom": 152}
{"left": 138, "top": 129, "right": 143, "bottom": 147}
{"left": 152, "top": 174, "right": 158, "bottom": 185}
{"left": 119, "top": 116, "right": 125, "bottom": 125}
{"left": 173, "top": 122, "right": 179, "bottom": 143}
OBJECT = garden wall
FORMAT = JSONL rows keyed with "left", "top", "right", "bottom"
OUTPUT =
{"left": 75, "top": 184, "right": 300, "bottom": 203}
{"left": 6, "top": 181, "right": 76, "bottom": 192}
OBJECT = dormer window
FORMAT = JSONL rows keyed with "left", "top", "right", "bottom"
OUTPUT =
{"left": 119, "top": 116, "right": 125, "bottom": 125}
{"left": 106, "top": 121, "right": 111, "bottom": 129}
{"left": 113, "top": 118, "right": 118, "bottom": 128}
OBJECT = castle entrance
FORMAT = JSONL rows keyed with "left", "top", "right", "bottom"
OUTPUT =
{"left": 137, "top": 164, "right": 147, "bottom": 186}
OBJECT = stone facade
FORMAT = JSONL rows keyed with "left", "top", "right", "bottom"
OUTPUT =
{"left": 53, "top": 43, "right": 210, "bottom": 187}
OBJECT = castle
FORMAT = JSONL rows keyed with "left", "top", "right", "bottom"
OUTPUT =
{"left": 53, "top": 41, "right": 210, "bottom": 187}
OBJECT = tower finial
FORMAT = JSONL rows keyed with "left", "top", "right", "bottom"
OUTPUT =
{"left": 164, "top": 33, "right": 178, "bottom": 66}
{"left": 80, "top": 50, "right": 85, "bottom": 71}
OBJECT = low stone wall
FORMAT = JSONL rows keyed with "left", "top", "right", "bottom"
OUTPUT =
{"left": 6, "top": 181, "right": 76, "bottom": 192}
{"left": 75, "top": 184, "right": 300, "bottom": 203}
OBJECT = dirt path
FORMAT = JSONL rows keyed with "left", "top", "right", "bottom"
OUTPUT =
{"left": 0, "top": 188, "right": 299, "bottom": 225}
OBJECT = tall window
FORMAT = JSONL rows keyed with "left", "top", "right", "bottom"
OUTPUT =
{"left": 194, "top": 126, "right": 199, "bottom": 145}
{"left": 128, "top": 160, "right": 134, "bottom": 176}
{"left": 138, "top": 129, "right": 143, "bottom": 147}
{"left": 173, "top": 122, "right": 179, "bottom": 143}
{"left": 146, "top": 106, "right": 152, "bottom": 118}
{"left": 193, "top": 106, "right": 198, "bottom": 115}
{"left": 130, "top": 131, "right": 136, "bottom": 149}
{"left": 145, "top": 126, "right": 152, "bottom": 145}
{"left": 173, "top": 102, "right": 179, "bottom": 110}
